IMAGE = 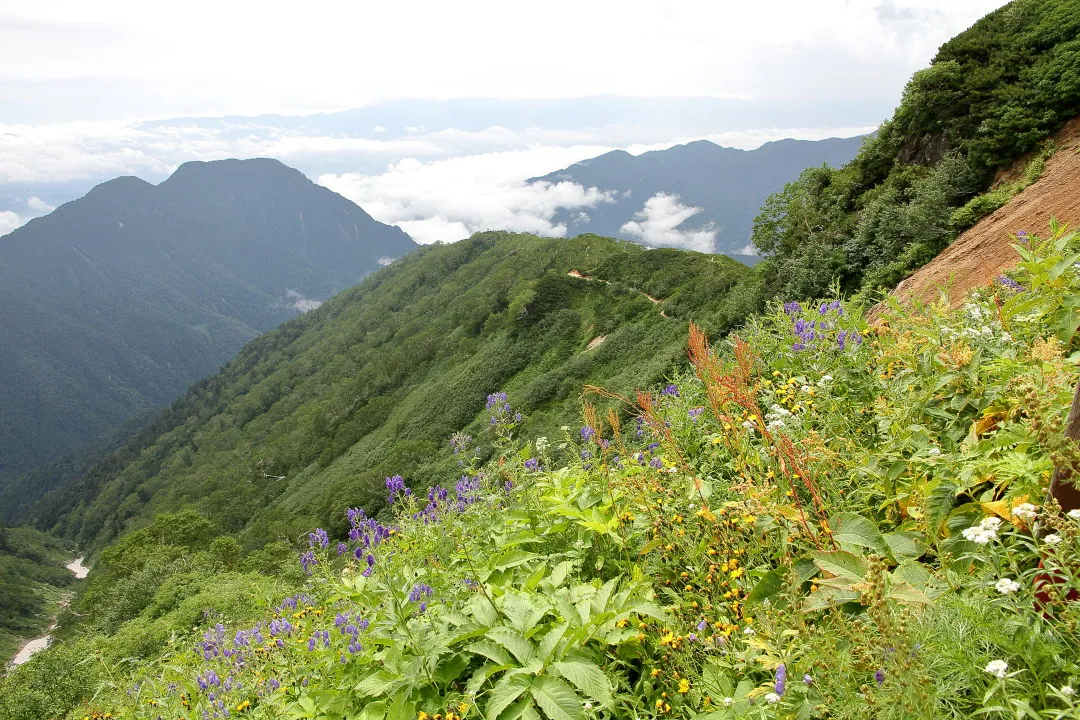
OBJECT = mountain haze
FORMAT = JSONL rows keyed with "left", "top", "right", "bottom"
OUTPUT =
{"left": 532, "top": 135, "right": 866, "bottom": 257}
{"left": 0, "top": 159, "right": 416, "bottom": 518}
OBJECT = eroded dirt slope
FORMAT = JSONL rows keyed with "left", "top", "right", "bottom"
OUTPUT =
{"left": 893, "top": 117, "right": 1080, "bottom": 307}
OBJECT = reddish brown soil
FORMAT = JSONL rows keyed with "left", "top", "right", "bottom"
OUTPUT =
{"left": 893, "top": 117, "right": 1080, "bottom": 308}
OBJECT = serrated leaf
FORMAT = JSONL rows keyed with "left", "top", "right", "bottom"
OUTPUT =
{"left": 552, "top": 660, "right": 614, "bottom": 707}
{"left": 487, "top": 627, "right": 535, "bottom": 665}
{"left": 529, "top": 676, "right": 585, "bottom": 720}
{"left": 883, "top": 531, "right": 922, "bottom": 562}
{"left": 802, "top": 585, "right": 860, "bottom": 612}
{"left": 468, "top": 640, "right": 515, "bottom": 667}
{"left": 537, "top": 622, "right": 569, "bottom": 662}
{"left": 486, "top": 676, "right": 530, "bottom": 720}
{"left": 746, "top": 569, "right": 785, "bottom": 606}
{"left": 354, "top": 669, "right": 400, "bottom": 698}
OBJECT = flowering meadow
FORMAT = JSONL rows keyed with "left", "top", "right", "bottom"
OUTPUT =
{"left": 6, "top": 226, "right": 1080, "bottom": 720}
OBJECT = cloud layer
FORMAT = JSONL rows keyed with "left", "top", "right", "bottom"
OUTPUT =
{"left": 620, "top": 194, "right": 718, "bottom": 253}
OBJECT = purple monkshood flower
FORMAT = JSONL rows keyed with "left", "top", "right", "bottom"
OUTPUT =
{"left": 524, "top": 458, "right": 540, "bottom": 471}
{"left": 774, "top": 663, "right": 787, "bottom": 696}
{"left": 783, "top": 301, "right": 803, "bottom": 315}
{"left": 299, "top": 550, "right": 317, "bottom": 575}
{"left": 661, "top": 384, "right": 679, "bottom": 397}
{"left": 874, "top": 669, "right": 885, "bottom": 685}
{"left": 997, "top": 275, "right": 1025, "bottom": 292}
{"left": 308, "top": 528, "right": 329, "bottom": 549}
{"left": 385, "top": 475, "right": 411, "bottom": 504}
{"left": 696, "top": 619, "right": 707, "bottom": 631}
{"left": 337, "top": 542, "right": 347, "bottom": 556}
{"left": 486, "top": 391, "right": 507, "bottom": 409}
{"left": 688, "top": 407, "right": 705, "bottom": 421}
{"left": 580, "top": 426, "right": 595, "bottom": 441}
{"left": 803, "top": 674, "right": 813, "bottom": 685}
{"left": 649, "top": 457, "right": 663, "bottom": 469}
{"left": 409, "top": 583, "right": 434, "bottom": 603}
{"left": 1017, "top": 230, "right": 1029, "bottom": 243}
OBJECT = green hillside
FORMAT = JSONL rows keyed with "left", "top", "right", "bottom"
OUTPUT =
{"left": 0, "top": 524, "right": 77, "bottom": 662}
{"left": 37, "top": 233, "right": 752, "bottom": 552}
{"left": 4, "top": 224, "right": 1079, "bottom": 719}
{"left": 752, "top": 0, "right": 1080, "bottom": 299}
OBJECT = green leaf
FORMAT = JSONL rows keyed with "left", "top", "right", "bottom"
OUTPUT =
{"left": 468, "top": 639, "right": 515, "bottom": 667}
{"left": 802, "top": 586, "right": 860, "bottom": 612}
{"left": 746, "top": 569, "right": 785, "bottom": 606}
{"left": 487, "top": 627, "right": 536, "bottom": 665}
{"left": 486, "top": 676, "right": 530, "bottom": 720}
{"left": 529, "top": 676, "right": 586, "bottom": 720}
{"left": 883, "top": 531, "right": 922, "bottom": 563}
{"left": 358, "top": 701, "right": 388, "bottom": 720}
{"left": 830, "top": 512, "right": 890, "bottom": 557}
{"left": 552, "top": 660, "right": 614, "bottom": 707}
{"left": 537, "top": 622, "right": 569, "bottom": 663}
{"left": 354, "top": 670, "right": 400, "bottom": 698}
{"left": 810, "top": 550, "right": 867, "bottom": 584}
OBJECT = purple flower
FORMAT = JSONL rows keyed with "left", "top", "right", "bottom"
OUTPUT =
{"left": 1017, "top": 230, "right": 1029, "bottom": 243}
{"left": 774, "top": 663, "right": 787, "bottom": 696}
{"left": 385, "top": 475, "right": 411, "bottom": 504}
{"left": 803, "top": 674, "right": 813, "bottom": 685}
{"left": 783, "top": 301, "right": 803, "bottom": 315}
{"left": 649, "top": 457, "right": 663, "bottom": 469}
{"left": 688, "top": 407, "right": 704, "bottom": 421}
{"left": 308, "top": 528, "right": 329, "bottom": 549}
{"left": 874, "top": 669, "right": 885, "bottom": 685}
{"left": 696, "top": 619, "right": 707, "bottom": 631}
{"left": 337, "top": 542, "right": 347, "bottom": 556}
{"left": 299, "top": 550, "right": 317, "bottom": 575}
{"left": 486, "top": 391, "right": 507, "bottom": 409}
{"left": 661, "top": 384, "right": 679, "bottom": 397}
{"left": 580, "top": 426, "right": 595, "bottom": 441}
{"left": 524, "top": 458, "right": 540, "bottom": 471}
{"left": 409, "top": 583, "right": 434, "bottom": 602}
{"left": 997, "top": 275, "right": 1025, "bottom": 292}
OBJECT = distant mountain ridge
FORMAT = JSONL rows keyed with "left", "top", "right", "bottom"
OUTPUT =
{"left": 531, "top": 135, "right": 867, "bottom": 257}
{"left": 0, "top": 158, "right": 416, "bottom": 517}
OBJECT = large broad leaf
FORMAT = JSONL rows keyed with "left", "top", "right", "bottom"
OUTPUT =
{"left": 883, "top": 531, "right": 923, "bottom": 563}
{"left": 469, "top": 639, "right": 515, "bottom": 667}
{"left": 746, "top": 569, "right": 786, "bottom": 606}
{"left": 529, "top": 676, "right": 586, "bottom": 720}
{"left": 354, "top": 670, "right": 401, "bottom": 698}
{"left": 537, "top": 622, "right": 569, "bottom": 663}
{"left": 487, "top": 627, "right": 536, "bottom": 665}
{"left": 802, "top": 585, "right": 860, "bottom": 612}
{"left": 810, "top": 550, "right": 867, "bottom": 584}
{"left": 552, "top": 660, "right": 614, "bottom": 707}
{"left": 885, "top": 579, "right": 932, "bottom": 605}
{"left": 830, "top": 512, "right": 890, "bottom": 557}
{"left": 486, "top": 675, "right": 530, "bottom": 720}
{"left": 501, "top": 591, "right": 551, "bottom": 634}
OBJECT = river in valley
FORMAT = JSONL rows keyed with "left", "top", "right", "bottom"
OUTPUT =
{"left": 6, "top": 557, "right": 89, "bottom": 668}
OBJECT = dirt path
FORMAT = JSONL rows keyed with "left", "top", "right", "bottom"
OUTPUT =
{"left": 893, "top": 117, "right": 1080, "bottom": 308}
{"left": 567, "top": 270, "right": 669, "bottom": 315}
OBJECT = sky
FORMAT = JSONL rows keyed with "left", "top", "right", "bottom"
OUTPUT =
{"left": 0, "top": 0, "right": 1010, "bottom": 246}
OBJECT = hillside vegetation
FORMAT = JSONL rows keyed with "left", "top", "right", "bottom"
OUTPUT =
{"left": 36, "top": 233, "right": 753, "bottom": 553}
{"left": 0, "top": 524, "right": 76, "bottom": 661}
{"left": 752, "top": 0, "right": 1080, "bottom": 299}
{"left": 4, "top": 225, "right": 1079, "bottom": 719}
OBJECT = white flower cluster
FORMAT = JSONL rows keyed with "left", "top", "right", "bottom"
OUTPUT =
{"left": 816, "top": 374, "right": 833, "bottom": 387}
{"left": 765, "top": 404, "right": 792, "bottom": 430}
{"left": 936, "top": 302, "right": 1013, "bottom": 345}
{"left": 1068, "top": 509, "right": 1080, "bottom": 520}
{"left": 1045, "top": 533, "right": 1062, "bottom": 546}
{"left": 535, "top": 436, "right": 549, "bottom": 455}
{"left": 985, "top": 660, "right": 1009, "bottom": 679}
{"left": 1011, "top": 503, "right": 1038, "bottom": 521}
{"left": 962, "top": 516, "right": 1002, "bottom": 544}
{"left": 995, "top": 577, "right": 1021, "bottom": 595}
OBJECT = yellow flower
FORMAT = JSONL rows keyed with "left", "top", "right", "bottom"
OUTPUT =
{"left": 459, "top": 704, "right": 470, "bottom": 714}
{"left": 616, "top": 618, "right": 628, "bottom": 628}
{"left": 678, "top": 679, "right": 691, "bottom": 694}
{"left": 419, "top": 713, "right": 430, "bottom": 720}
{"left": 651, "top": 668, "right": 662, "bottom": 678}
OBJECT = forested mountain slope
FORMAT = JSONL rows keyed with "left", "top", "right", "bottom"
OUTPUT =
{"left": 0, "top": 159, "right": 416, "bottom": 519}
{"left": 36, "top": 233, "right": 751, "bottom": 551}
{"left": 752, "top": 0, "right": 1080, "bottom": 300}
{"left": 893, "top": 116, "right": 1080, "bottom": 307}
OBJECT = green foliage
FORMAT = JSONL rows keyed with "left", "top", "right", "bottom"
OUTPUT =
{"left": 0, "top": 525, "right": 76, "bottom": 661}
{"left": 32, "top": 233, "right": 748, "bottom": 555}
{"left": 8, "top": 225, "right": 1080, "bottom": 719}
{"left": 752, "top": 0, "right": 1080, "bottom": 298}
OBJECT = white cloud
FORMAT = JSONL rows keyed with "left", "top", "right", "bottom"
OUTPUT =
{"left": 620, "top": 193, "right": 718, "bottom": 253}
{"left": 373, "top": 125, "right": 386, "bottom": 134}
{"left": 0, "top": 1, "right": 1007, "bottom": 120}
{"left": 25, "top": 195, "right": 54, "bottom": 212}
{"left": 0, "top": 210, "right": 25, "bottom": 235}
{"left": 319, "top": 147, "right": 616, "bottom": 244}
{"left": 284, "top": 289, "right": 321, "bottom": 312}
